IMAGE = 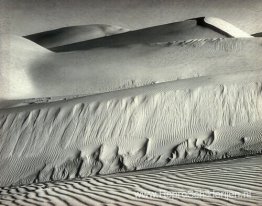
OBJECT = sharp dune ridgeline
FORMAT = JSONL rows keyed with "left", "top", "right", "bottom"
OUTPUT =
{"left": 29, "top": 17, "right": 251, "bottom": 53}
{"left": 24, "top": 24, "right": 129, "bottom": 49}
{"left": 0, "top": 11, "right": 262, "bottom": 204}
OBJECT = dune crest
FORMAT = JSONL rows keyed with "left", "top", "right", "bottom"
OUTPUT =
{"left": 0, "top": 69, "right": 262, "bottom": 187}
{"left": 47, "top": 17, "right": 252, "bottom": 52}
{"left": 25, "top": 24, "right": 129, "bottom": 49}
{"left": 204, "top": 17, "right": 252, "bottom": 38}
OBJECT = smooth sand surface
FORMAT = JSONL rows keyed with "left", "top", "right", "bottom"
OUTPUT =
{"left": 25, "top": 24, "right": 129, "bottom": 49}
{"left": 1, "top": 0, "right": 262, "bottom": 36}
{"left": 49, "top": 17, "right": 251, "bottom": 52}
{"left": 49, "top": 18, "right": 229, "bottom": 52}
{"left": 0, "top": 155, "right": 261, "bottom": 205}
{"left": 203, "top": 17, "right": 252, "bottom": 38}
{"left": 1, "top": 36, "right": 261, "bottom": 106}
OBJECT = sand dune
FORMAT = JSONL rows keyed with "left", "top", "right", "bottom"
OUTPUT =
{"left": 25, "top": 24, "right": 129, "bottom": 49}
{"left": 0, "top": 155, "right": 261, "bottom": 205}
{"left": 203, "top": 17, "right": 252, "bottom": 38}
{"left": 1, "top": 36, "right": 262, "bottom": 107}
{"left": 3, "top": 0, "right": 262, "bottom": 36}
{"left": 0, "top": 69, "right": 262, "bottom": 187}
{"left": 49, "top": 17, "right": 251, "bottom": 52}
{"left": 1, "top": 1, "right": 262, "bottom": 204}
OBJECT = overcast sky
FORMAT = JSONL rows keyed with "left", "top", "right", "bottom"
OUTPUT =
{"left": 1, "top": 0, "right": 262, "bottom": 36}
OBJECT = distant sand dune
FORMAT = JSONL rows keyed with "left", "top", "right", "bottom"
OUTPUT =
{"left": 49, "top": 17, "right": 229, "bottom": 52}
{"left": 0, "top": 155, "right": 261, "bottom": 205}
{"left": 203, "top": 17, "right": 252, "bottom": 38}
{"left": 25, "top": 24, "right": 129, "bottom": 49}
{"left": 45, "top": 17, "right": 252, "bottom": 52}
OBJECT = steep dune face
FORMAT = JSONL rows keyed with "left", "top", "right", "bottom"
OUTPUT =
{"left": 1, "top": 156, "right": 261, "bottom": 206}
{"left": 25, "top": 24, "right": 129, "bottom": 49}
{"left": 203, "top": 17, "right": 252, "bottom": 38}
{"left": 2, "top": 0, "right": 262, "bottom": 36}
{"left": 24, "top": 17, "right": 251, "bottom": 53}
{"left": 0, "top": 70, "right": 262, "bottom": 187}
{"left": 49, "top": 18, "right": 229, "bottom": 52}
{"left": 252, "top": 32, "right": 262, "bottom": 37}
{"left": 1, "top": 37, "right": 262, "bottom": 106}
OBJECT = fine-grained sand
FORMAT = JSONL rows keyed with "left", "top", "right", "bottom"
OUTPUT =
{"left": 0, "top": 69, "right": 261, "bottom": 187}
{"left": 0, "top": 155, "right": 261, "bottom": 205}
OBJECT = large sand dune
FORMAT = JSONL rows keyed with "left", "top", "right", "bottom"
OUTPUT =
{"left": 0, "top": 69, "right": 262, "bottom": 187}
{"left": 1, "top": 36, "right": 261, "bottom": 107}
{"left": 2, "top": 0, "right": 262, "bottom": 36}
{"left": 47, "top": 17, "right": 250, "bottom": 52}
{"left": 0, "top": 155, "right": 261, "bottom": 205}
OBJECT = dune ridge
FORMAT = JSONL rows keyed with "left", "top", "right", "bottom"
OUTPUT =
{"left": 1, "top": 36, "right": 262, "bottom": 106}
{"left": 203, "top": 17, "right": 252, "bottom": 38}
{"left": 25, "top": 24, "right": 129, "bottom": 49}
{"left": 0, "top": 69, "right": 262, "bottom": 187}
{"left": 48, "top": 17, "right": 251, "bottom": 52}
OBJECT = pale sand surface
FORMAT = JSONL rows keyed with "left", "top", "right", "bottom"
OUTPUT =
{"left": 0, "top": 155, "right": 261, "bottom": 205}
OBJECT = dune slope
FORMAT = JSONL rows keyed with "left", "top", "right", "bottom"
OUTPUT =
{"left": 0, "top": 35, "right": 50, "bottom": 105}
{"left": 0, "top": 69, "right": 262, "bottom": 187}
{"left": 24, "top": 24, "right": 129, "bottom": 49}
{"left": 203, "top": 17, "right": 252, "bottom": 38}
{"left": 50, "top": 17, "right": 250, "bottom": 52}
{"left": 1, "top": 37, "right": 262, "bottom": 106}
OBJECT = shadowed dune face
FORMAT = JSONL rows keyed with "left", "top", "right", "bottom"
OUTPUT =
{"left": 252, "top": 32, "right": 262, "bottom": 37}
{"left": 25, "top": 24, "right": 129, "bottom": 49}
{"left": 24, "top": 17, "right": 252, "bottom": 53}
{"left": 32, "top": 18, "right": 229, "bottom": 52}
{"left": 2, "top": 0, "right": 262, "bottom": 36}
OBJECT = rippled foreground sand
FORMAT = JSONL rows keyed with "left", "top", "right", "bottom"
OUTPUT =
{"left": 1, "top": 155, "right": 261, "bottom": 206}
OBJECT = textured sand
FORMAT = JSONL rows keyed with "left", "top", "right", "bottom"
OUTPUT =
{"left": 0, "top": 8, "right": 262, "bottom": 205}
{"left": 0, "top": 155, "right": 261, "bottom": 205}
{"left": 0, "top": 69, "right": 262, "bottom": 187}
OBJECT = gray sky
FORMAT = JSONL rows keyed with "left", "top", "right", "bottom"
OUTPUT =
{"left": 1, "top": 0, "right": 262, "bottom": 36}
